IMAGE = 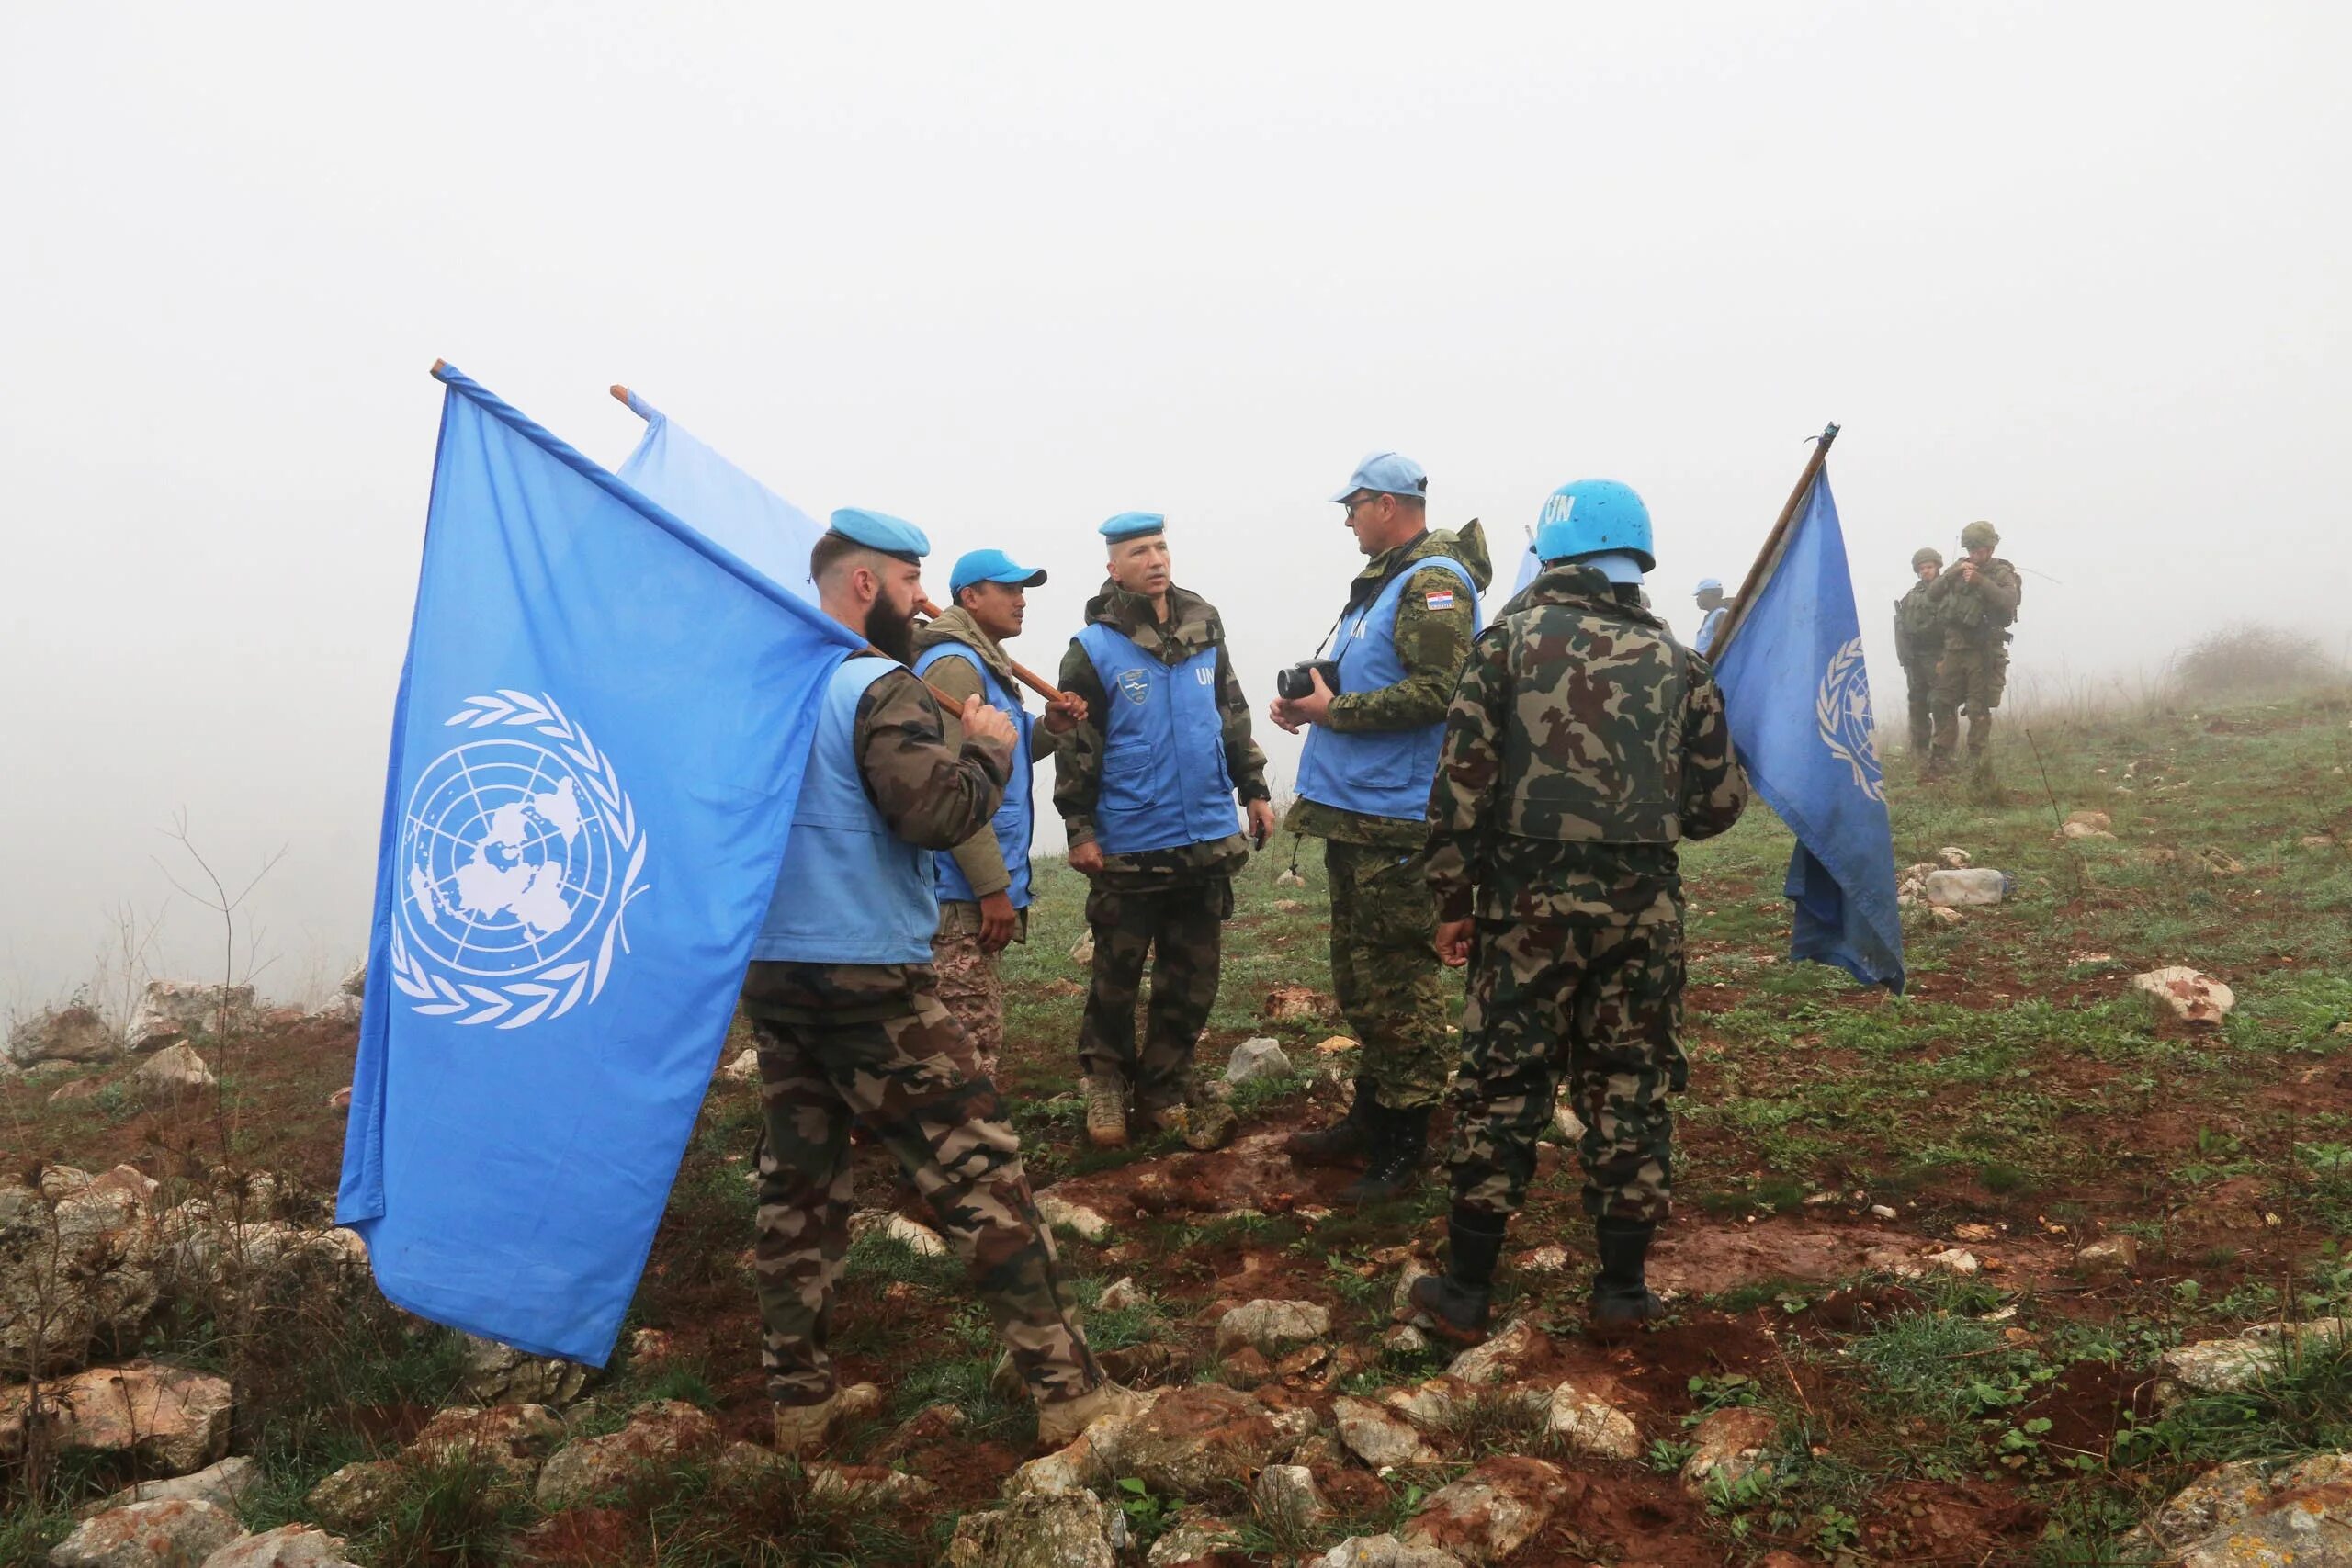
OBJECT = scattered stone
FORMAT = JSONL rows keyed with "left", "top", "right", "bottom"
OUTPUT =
{"left": 1681, "top": 1407, "right": 1777, "bottom": 1495}
{"left": 718, "top": 1049, "right": 758, "bottom": 1084}
{"left": 409, "top": 1404, "right": 567, "bottom": 1481}
{"left": 947, "top": 1490, "right": 1124, "bottom": 1567}
{"left": 1034, "top": 1191, "right": 1113, "bottom": 1242}
{"left": 1264, "top": 985, "right": 1327, "bottom": 1021}
{"left": 1314, "top": 1033, "right": 1358, "bottom": 1055}
{"left": 626, "top": 1327, "right": 674, "bottom": 1368}
{"left": 7, "top": 1004, "right": 121, "bottom": 1066}
{"left": 873, "top": 1402, "right": 967, "bottom": 1461}
{"left": 2134, "top": 967, "right": 2236, "bottom": 1025}
{"left": 1935, "top": 846, "right": 1972, "bottom": 869}
{"left": 1923, "top": 868, "right": 2010, "bottom": 907}
{"left": 456, "top": 1336, "right": 594, "bottom": 1407}
{"left": 1929, "top": 906, "right": 1964, "bottom": 928}
{"left": 2063, "top": 810, "right": 2114, "bottom": 836}
{"left": 0, "top": 1361, "right": 232, "bottom": 1475}
{"left": 49, "top": 1077, "right": 105, "bottom": 1103}
{"left": 1147, "top": 1506, "right": 1244, "bottom": 1565}
{"left": 1114, "top": 1383, "right": 1285, "bottom": 1497}
{"left": 847, "top": 1210, "right": 949, "bottom": 1258}
{"left": 1548, "top": 1378, "right": 1642, "bottom": 1460}
{"left": 2125, "top": 1451, "right": 2352, "bottom": 1565}
{"left": 1393, "top": 1258, "right": 1439, "bottom": 1328}
{"left": 2159, "top": 1320, "right": 2352, "bottom": 1401}
{"left": 1952, "top": 1222, "right": 1998, "bottom": 1242}
{"left": 534, "top": 1400, "right": 721, "bottom": 1508}
{"left": 92, "top": 1457, "right": 258, "bottom": 1516}
{"left": 1382, "top": 1376, "right": 1476, "bottom": 1429}
{"left": 132, "top": 1043, "right": 216, "bottom": 1095}
{"left": 47, "top": 1499, "right": 243, "bottom": 1568}
{"left": 1333, "top": 1395, "right": 1440, "bottom": 1468}
{"left": 1313, "top": 1536, "right": 1465, "bottom": 1567}
{"left": 1273, "top": 898, "right": 1308, "bottom": 914}
{"left": 1273, "top": 868, "right": 1307, "bottom": 888}
{"left": 1225, "top": 1036, "right": 1293, "bottom": 1086}
{"left": 1385, "top": 1324, "right": 1430, "bottom": 1355}
{"left": 806, "top": 1462, "right": 938, "bottom": 1506}
{"left": 1275, "top": 1342, "right": 1332, "bottom": 1382}
{"left": 326, "top": 1087, "right": 352, "bottom": 1111}
{"left": 2301, "top": 834, "right": 2338, "bottom": 851}
{"left": 1096, "top": 1276, "right": 1145, "bottom": 1313}
{"left": 1549, "top": 1100, "right": 1585, "bottom": 1142}
{"left": 2078, "top": 1236, "right": 2140, "bottom": 1273}
{"left": 1444, "top": 1317, "right": 1548, "bottom": 1387}
{"left": 200, "top": 1524, "right": 358, "bottom": 1568}
{"left": 1869, "top": 1204, "right": 1899, "bottom": 1220}
{"left": 129, "top": 983, "right": 256, "bottom": 1045}
{"left": 305, "top": 1459, "right": 405, "bottom": 1530}
{"left": 1216, "top": 1299, "right": 1331, "bottom": 1359}
{"left": 1401, "top": 1454, "right": 1570, "bottom": 1563}
{"left": 1069, "top": 933, "right": 1095, "bottom": 966}
{"left": 1254, "top": 1462, "right": 1329, "bottom": 1532}
{"left": 1222, "top": 1345, "right": 1274, "bottom": 1386}
{"left": 339, "top": 963, "right": 368, "bottom": 998}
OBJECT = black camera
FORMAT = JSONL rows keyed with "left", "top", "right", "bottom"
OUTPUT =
{"left": 1275, "top": 660, "right": 1342, "bottom": 701}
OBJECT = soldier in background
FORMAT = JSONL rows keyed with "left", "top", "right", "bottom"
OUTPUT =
{"left": 1272, "top": 452, "right": 1488, "bottom": 1204}
{"left": 1893, "top": 547, "right": 1946, "bottom": 762}
{"left": 745, "top": 510, "right": 1137, "bottom": 1455}
{"left": 1923, "top": 520, "right": 2022, "bottom": 784}
{"left": 1690, "top": 578, "right": 1729, "bottom": 656}
{"left": 911, "top": 549, "right": 1087, "bottom": 1079}
{"left": 1056, "top": 512, "right": 1274, "bottom": 1150}
{"left": 1408, "top": 479, "right": 1749, "bottom": 1343}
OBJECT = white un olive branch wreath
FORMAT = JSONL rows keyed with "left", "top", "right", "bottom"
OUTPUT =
{"left": 1815, "top": 638, "right": 1884, "bottom": 804}
{"left": 388, "top": 689, "right": 650, "bottom": 1029}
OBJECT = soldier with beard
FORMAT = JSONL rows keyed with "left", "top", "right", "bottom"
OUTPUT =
{"left": 742, "top": 510, "right": 1138, "bottom": 1456}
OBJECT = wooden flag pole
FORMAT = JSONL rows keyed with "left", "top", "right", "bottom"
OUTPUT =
{"left": 1705, "top": 423, "right": 1839, "bottom": 665}
{"left": 608, "top": 383, "right": 1069, "bottom": 706}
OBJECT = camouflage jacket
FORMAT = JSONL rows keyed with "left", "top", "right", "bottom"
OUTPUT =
{"left": 1922, "top": 557, "right": 2022, "bottom": 648}
{"left": 1054, "top": 580, "right": 1268, "bottom": 887}
{"left": 1287, "top": 522, "right": 1492, "bottom": 850}
{"left": 1893, "top": 580, "right": 1942, "bottom": 667}
{"left": 1425, "top": 563, "right": 1748, "bottom": 924}
{"left": 910, "top": 607, "right": 1058, "bottom": 903}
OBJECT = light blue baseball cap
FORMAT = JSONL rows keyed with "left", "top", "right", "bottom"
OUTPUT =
{"left": 1329, "top": 451, "right": 1428, "bottom": 504}
{"left": 827, "top": 507, "right": 930, "bottom": 561}
{"left": 1100, "top": 512, "right": 1166, "bottom": 542}
{"left": 1695, "top": 577, "right": 1724, "bottom": 595}
{"left": 1582, "top": 551, "right": 1648, "bottom": 585}
{"left": 949, "top": 548, "right": 1047, "bottom": 596}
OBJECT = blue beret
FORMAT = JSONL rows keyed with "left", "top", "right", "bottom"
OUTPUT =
{"left": 1329, "top": 451, "right": 1428, "bottom": 504}
{"left": 827, "top": 507, "right": 930, "bottom": 561}
{"left": 1100, "top": 512, "right": 1165, "bottom": 542}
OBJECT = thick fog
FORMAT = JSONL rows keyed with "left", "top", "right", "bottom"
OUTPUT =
{"left": 3, "top": 2, "right": 2346, "bottom": 1015}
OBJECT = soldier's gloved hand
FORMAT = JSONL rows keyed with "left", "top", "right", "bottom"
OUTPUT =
{"left": 960, "top": 694, "right": 1016, "bottom": 751}
{"left": 978, "top": 890, "right": 1018, "bottom": 953}
{"left": 1435, "top": 919, "right": 1475, "bottom": 967}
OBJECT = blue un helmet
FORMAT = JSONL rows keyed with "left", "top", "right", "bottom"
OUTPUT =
{"left": 1533, "top": 479, "right": 1655, "bottom": 571}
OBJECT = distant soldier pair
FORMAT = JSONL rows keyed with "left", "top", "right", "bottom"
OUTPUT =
{"left": 1896, "top": 521, "right": 2022, "bottom": 783}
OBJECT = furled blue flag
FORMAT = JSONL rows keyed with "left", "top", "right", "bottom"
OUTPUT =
{"left": 1713, "top": 460, "right": 1905, "bottom": 991}
{"left": 613, "top": 389, "right": 824, "bottom": 604}
{"left": 336, "top": 364, "right": 865, "bottom": 1364}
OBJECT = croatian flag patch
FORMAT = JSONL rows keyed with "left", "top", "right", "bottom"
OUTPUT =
{"left": 1424, "top": 589, "right": 1455, "bottom": 609}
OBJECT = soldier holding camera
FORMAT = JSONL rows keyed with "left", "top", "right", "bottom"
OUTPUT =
{"left": 1272, "top": 452, "right": 1489, "bottom": 1203}
{"left": 1055, "top": 511, "right": 1274, "bottom": 1151}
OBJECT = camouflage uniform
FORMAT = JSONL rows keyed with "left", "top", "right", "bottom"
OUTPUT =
{"left": 1923, "top": 547, "right": 2022, "bottom": 776}
{"left": 1285, "top": 525, "right": 1489, "bottom": 1111}
{"left": 912, "top": 608, "right": 1060, "bottom": 1077}
{"left": 1055, "top": 581, "right": 1268, "bottom": 1115}
{"left": 1426, "top": 562, "right": 1749, "bottom": 1223}
{"left": 743, "top": 663, "right": 1098, "bottom": 1406}
{"left": 1893, "top": 574, "right": 1947, "bottom": 756}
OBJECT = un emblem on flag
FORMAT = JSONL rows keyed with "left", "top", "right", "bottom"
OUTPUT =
{"left": 389, "top": 690, "right": 650, "bottom": 1028}
{"left": 1815, "top": 638, "right": 1885, "bottom": 804}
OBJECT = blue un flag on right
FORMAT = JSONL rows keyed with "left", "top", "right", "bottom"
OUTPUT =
{"left": 1713, "top": 458, "right": 1905, "bottom": 991}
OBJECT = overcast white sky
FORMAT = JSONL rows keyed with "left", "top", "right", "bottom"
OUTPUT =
{"left": 3, "top": 2, "right": 2346, "bottom": 1014}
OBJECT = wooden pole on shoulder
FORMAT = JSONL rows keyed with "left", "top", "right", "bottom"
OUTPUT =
{"left": 1705, "top": 423, "right": 1839, "bottom": 664}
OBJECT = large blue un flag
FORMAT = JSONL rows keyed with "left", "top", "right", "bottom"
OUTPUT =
{"left": 1713, "top": 460, "right": 1905, "bottom": 992}
{"left": 336, "top": 365, "right": 864, "bottom": 1364}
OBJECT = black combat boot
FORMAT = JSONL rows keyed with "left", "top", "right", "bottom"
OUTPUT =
{"left": 1339, "top": 1102, "right": 1429, "bottom": 1205}
{"left": 1588, "top": 1215, "right": 1667, "bottom": 1333}
{"left": 1284, "top": 1077, "right": 1377, "bottom": 1168}
{"left": 1408, "top": 1206, "right": 1508, "bottom": 1345}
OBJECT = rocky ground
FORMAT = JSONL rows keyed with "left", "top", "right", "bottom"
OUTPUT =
{"left": 5, "top": 688, "right": 2351, "bottom": 1566}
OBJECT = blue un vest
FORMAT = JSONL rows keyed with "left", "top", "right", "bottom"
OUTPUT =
{"left": 912, "top": 638, "right": 1035, "bottom": 909}
{"left": 752, "top": 658, "right": 938, "bottom": 964}
{"left": 1295, "top": 556, "right": 1482, "bottom": 821}
{"left": 1076, "top": 624, "right": 1241, "bottom": 855}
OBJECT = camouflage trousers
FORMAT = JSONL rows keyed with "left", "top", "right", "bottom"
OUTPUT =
{"left": 1445, "top": 918, "right": 1689, "bottom": 1224}
{"left": 741, "top": 960, "right": 1098, "bottom": 1406}
{"left": 1901, "top": 661, "right": 1948, "bottom": 757}
{"left": 1326, "top": 840, "right": 1455, "bottom": 1111}
{"left": 933, "top": 900, "right": 1024, "bottom": 1079}
{"left": 1930, "top": 641, "right": 2007, "bottom": 769}
{"left": 1077, "top": 877, "right": 1230, "bottom": 1112}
